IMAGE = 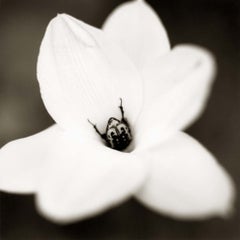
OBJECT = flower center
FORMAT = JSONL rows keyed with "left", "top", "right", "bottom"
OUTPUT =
{"left": 88, "top": 98, "right": 132, "bottom": 151}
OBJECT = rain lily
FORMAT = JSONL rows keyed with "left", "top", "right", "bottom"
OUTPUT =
{"left": 0, "top": 0, "right": 235, "bottom": 223}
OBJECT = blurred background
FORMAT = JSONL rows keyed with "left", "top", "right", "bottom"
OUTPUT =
{"left": 0, "top": 0, "right": 239, "bottom": 239}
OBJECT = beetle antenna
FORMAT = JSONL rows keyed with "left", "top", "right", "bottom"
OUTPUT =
{"left": 87, "top": 119, "right": 105, "bottom": 139}
{"left": 119, "top": 98, "right": 125, "bottom": 120}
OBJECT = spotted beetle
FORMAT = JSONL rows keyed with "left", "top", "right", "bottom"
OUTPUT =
{"left": 88, "top": 98, "right": 132, "bottom": 151}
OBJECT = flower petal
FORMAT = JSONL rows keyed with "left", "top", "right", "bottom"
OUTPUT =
{"left": 0, "top": 125, "right": 62, "bottom": 193}
{"left": 103, "top": 0, "right": 170, "bottom": 69}
{"left": 136, "top": 45, "right": 216, "bottom": 146}
{"left": 36, "top": 133, "right": 147, "bottom": 223}
{"left": 37, "top": 14, "right": 142, "bottom": 135}
{"left": 135, "top": 132, "right": 235, "bottom": 219}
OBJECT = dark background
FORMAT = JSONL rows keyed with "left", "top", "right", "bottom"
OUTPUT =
{"left": 0, "top": 0, "right": 239, "bottom": 239}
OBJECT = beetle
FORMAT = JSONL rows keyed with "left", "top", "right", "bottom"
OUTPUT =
{"left": 88, "top": 98, "right": 132, "bottom": 151}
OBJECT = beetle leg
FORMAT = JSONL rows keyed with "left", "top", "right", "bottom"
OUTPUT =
{"left": 87, "top": 119, "right": 106, "bottom": 140}
{"left": 119, "top": 98, "right": 125, "bottom": 120}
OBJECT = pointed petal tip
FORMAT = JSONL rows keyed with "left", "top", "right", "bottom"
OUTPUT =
{"left": 55, "top": 13, "right": 79, "bottom": 26}
{"left": 56, "top": 13, "right": 68, "bottom": 17}
{"left": 51, "top": 13, "right": 68, "bottom": 24}
{"left": 55, "top": 13, "right": 72, "bottom": 23}
{"left": 48, "top": 13, "right": 96, "bottom": 47}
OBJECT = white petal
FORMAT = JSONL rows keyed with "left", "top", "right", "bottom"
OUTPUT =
{"left": 136, "top": 45, "right": 216, "bottom": 146}
{"left": 103, "top": 0, "right": 170, "bottom": 69}
{"left": 0, "top": 125, "right": 62, "bottom": 193}
{"left": 135, "top": 132, "right": 235, "bottom": 219}
{"left": 36, "top": 133, "right": 147, "bottom": 223}
{"left": 37, "top": 14, "right": 142, "bottom": 135}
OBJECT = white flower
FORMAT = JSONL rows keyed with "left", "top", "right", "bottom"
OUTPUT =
{"left": 0, "top": 0, "right": 235, "bottom": 224}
